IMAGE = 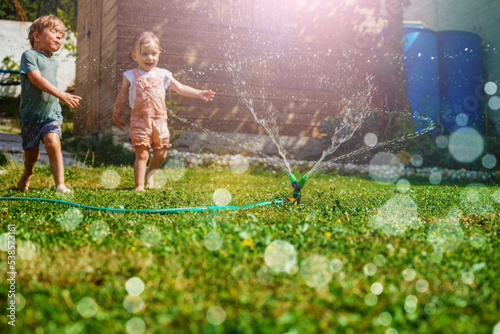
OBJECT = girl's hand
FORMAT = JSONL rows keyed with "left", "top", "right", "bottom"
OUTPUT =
{"left": 200, "top": 90, "right": 215, "bottom": 102}
{"left": 113, "top": 109, "right": 126, "bottom": 131}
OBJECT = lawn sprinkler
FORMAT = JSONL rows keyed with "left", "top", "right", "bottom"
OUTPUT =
{"left": 285, "top": 173, "right": 309, "bottom": 205}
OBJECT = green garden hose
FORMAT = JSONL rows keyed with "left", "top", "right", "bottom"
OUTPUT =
{"left": 0, "top": 197, "right": 283, "bottom": 214}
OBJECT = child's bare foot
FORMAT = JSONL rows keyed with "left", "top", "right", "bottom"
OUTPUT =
{"left": 134, "top": 186, "right": 146, "bottom": 192}
{"left": 18, "top": 173, "right": 32, "bottom": 191}
{"left": 145, "top": 171, "right": 155, "bottom": 188}
{"left": 56, "top": 185, "right": 72, "bottom": 193}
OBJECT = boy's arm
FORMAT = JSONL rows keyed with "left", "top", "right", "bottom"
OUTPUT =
{"left": 170, "top": 77, "right": 215, "bottom": 102}
{"left": 113, "top": 75, "right": 131, "bottom": 131}
{"left": 27, "top": 70, "right": 81, "bottom": 108}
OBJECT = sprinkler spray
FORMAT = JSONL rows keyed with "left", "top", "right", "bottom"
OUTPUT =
{"left": 286, "top": 173, "right": 309, "bottom": 205}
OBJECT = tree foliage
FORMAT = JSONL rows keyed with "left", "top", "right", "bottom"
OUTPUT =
{"left": 0, "top": 0, "right": 77, "bottom": 32}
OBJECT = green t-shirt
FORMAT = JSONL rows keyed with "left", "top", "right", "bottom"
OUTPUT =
{"left": 19, "top": 49, "right": 62, "bottom": 124}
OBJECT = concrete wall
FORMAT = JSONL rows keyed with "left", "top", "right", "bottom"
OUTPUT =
{"left": 404, "top": 0, "right": 500, "bottom": 83}
{"left": 0, "top": 19, "right": 76, "bottom": 97}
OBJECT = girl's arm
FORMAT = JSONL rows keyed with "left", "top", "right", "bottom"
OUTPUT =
{"left": 113, "top": 75, "right": 131, "bottom": 131}
{"left": 169, "top": 77, "right": 215, "bottom": 102}
{"left": 27, "top": 70, "right": 81, "bottom": 108}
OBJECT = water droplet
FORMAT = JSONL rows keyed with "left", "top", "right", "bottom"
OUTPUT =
{"left": 300, "top": 255, "right": 332, "bottom": 288}
{"left": 427, "top": 212, "right": 464, "bottom": 253}
{"left": 77, "top": 297, "right": 98, "bottom": 318}
{"left": 206, "top": 306, "right": 226, "bottom": 325}
{"left": 89, "top": 221, "right": 110, "bottom": 244}
{"left": 374, "top": 254, "right": 386, "bottom": 267}
{"left": 364, "top": 132, "right": 378, "bottom": 147}
{"left": 163, "top": 158, "right": 186, "bottom": 181}
{"left": 126, "top": 317, "right": 146, "bottom": 334}
{"left": 470, "top": 233, "right": 487, "bottom": 248}
{"left": 364, "top": 293, "right": 378, "bottom": 306}
{"left": 370, "top": 195, "right": 420, "bottom": 235}
{"left": 378, "top": 312, "right": 392, "bottom": 326}
{"left": 489, "top": 96, "right": 500, "bottom": 110}
{"left": 204, "top": 231, "right": 223, "bottom": 251}
{"left": 140, "top": 225, "right": 162, "bottom": 248}
{"left": 492, "top": 190, "right": 500, "bottom": 204}
{"left": 415, "top": 279, "right": 429, "bottom": 292}
{"left": 0, "top": 233, "right": 8, "bottom": 252}
{"left": 213, "top": 188, "right": 231, "bottom": 206}
{"left": 429, "top": 172, "right": 442, "bottom": 185}
{"left": 448, "top": 127, "right": 484, "bottom": 163}
{"left": 404, "top": 295, "right": 418, "bottom": 313}
{"left": 410, "top": 154, "right": 423, "bottom": 167}
{"left": 265, "top": 240, "right": 296, "bottom": 272}
{"left": 15, "top": 293, "right": 26, "bottom": 311}
{"left": 482, "top": 154, "right": 497, "bottom": 169}
{"left": 257, "top": 266, "right": 274, "bottom": 285}
{"left": 229, "top": 154, "right": 249, "bottom": 174}
{"left": 369, "top": 152, "right": 402, "bottom": 184}
{"left": 461, "top": 271, "right": 474, "bottom": 285}
{"left": 461, "top": 185, "right": 495, "bottom": 217}
{"left": 329, "top": 258, "right": 343, "bottom": 272}
{"left": 484, "top": 82, "right": 498, "bottom": 95}
{"left": 123, "top": 295, "right": 145, "bottom": 313}
{"left": 371, "top": 282, "right": 384, "bottom": 295}
{"left": 430, "top": 251, "right": 443, "bottom": 263}
{"left": 364, "top": 263, "right": 377, "bottom": 276}
{"left": 455, "top": 113, "right": 469, "bottom": 127}
{"left": 149, "top": 170, "right": 167, "bottom": 188}
{"left": 232, "top": 265, "right": 252, "bottom": 282}
{"left": 58, "top": 208, "right": 84, "bottom": 231}
{"left": 402, "top": 268, "right": 416, "bottom": 281}
{"left": 18, "top": 241, "right": 36, "bottom": 260}
{"left": 424, "top": 302, "right": 437, "bottom": 315}
{"left": 435, "top": 135, "right": 449, "bottom": 148}
{"left": 396, "top": 179, "right": 410, "bottom": 193}
{"left": 101, "top": 169, "right": 121, "bottom": 189}
{"left": 126, "top": 277, "right": 145, "bottom": 296}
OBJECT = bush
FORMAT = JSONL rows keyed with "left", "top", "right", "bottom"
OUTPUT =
{"left": 0, "top": 152, "right": 7, "bottom": 166}
{"left": 0, "top": 96, "right": 20, "bottom": 119}
{"left": 64, "top": 132, "right": 135, "bottom": 167}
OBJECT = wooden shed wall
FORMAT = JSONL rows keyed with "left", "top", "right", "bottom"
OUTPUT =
{"left": 75, "top": 0, "right": 385, "bottom": 137}
{"left": 75, "top": 0, "right": 119, "bottom": 134}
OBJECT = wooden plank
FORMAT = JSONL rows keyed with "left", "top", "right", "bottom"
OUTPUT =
{"left": 102, "top": 12, "right": 118, "bottom": 42}
{"left": 167, "top": 117, "right": 321, "bottom": 137}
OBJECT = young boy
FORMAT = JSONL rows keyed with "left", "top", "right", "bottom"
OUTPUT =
{"left": 18, "top": 15, "right": 81, "bottom": 193}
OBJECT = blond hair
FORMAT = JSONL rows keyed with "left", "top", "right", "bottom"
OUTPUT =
{"left": 28, "top": 15, "right": 65, "bottom": 47}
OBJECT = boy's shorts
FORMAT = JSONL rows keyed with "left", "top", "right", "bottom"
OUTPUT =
{"left": 21, "top": 118, "right": 63, "bottom": 150}
{"left": 129, "top": 116, "right": 172, "bottom": 149}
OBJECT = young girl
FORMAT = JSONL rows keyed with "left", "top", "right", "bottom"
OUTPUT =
{"left": 113, "top": 32, "right": 215, "bottom": 191}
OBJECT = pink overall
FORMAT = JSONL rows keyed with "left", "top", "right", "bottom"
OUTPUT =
{"left": 129, "top": 68, "right": 172, "bottom": 149}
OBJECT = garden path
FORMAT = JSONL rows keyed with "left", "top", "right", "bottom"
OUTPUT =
{"left": 0, "top": 131, "right": 81, "bottom": 166}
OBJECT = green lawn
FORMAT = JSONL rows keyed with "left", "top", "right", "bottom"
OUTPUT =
{"left": 1, "top": 162, "right": 499, "bottom": 333}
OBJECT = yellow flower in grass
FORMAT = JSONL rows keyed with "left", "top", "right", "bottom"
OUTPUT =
{"left": 242, "top": 238, "right": 255, "bottom": 249}
{"left": 325, "top": 232, "right": 333, "bottom": 238}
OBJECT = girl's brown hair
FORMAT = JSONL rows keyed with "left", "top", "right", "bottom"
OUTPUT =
{"left": 130, "top": 31, "right": 162, "bottom": 59}
{"left": 28, "top": 15, "right": 65, "bottom": 47}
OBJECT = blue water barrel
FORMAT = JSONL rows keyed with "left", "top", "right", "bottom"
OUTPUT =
{"left": 403, "top": 25, "right": 440, "bottom": 132}
{"left": 436, "top": 30, "right": 483, "bottom": 133}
